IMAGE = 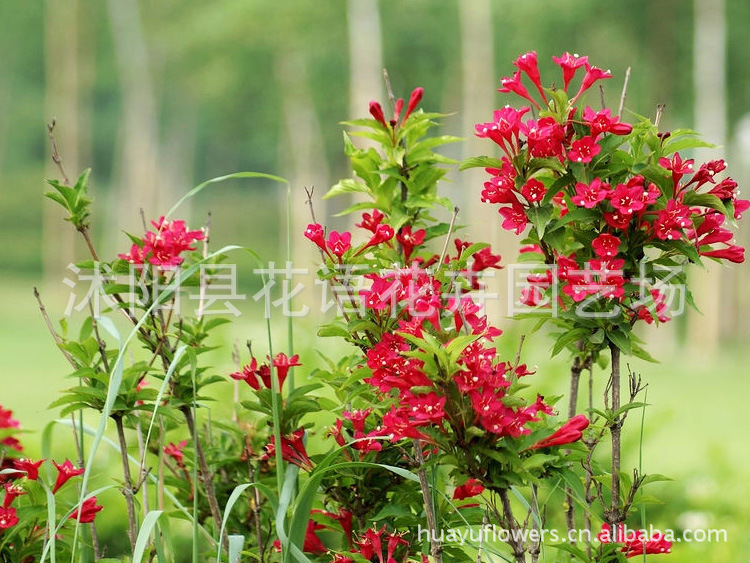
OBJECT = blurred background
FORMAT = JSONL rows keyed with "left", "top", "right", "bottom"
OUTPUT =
{"left": 1, "top": 0, "right": 749, "bottom": 559}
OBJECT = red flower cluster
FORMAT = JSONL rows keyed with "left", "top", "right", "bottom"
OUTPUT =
{"left": 261, "top": 429, "right": 314, "bottom": 472}
{"left": 118, "top": 216, "right": 204, "bottom": 267}
{"left": 230, "top": 352, "right": 300, "bottom": 391}
{"left": 0, "top": 406, "right": 22, "bottom": 453}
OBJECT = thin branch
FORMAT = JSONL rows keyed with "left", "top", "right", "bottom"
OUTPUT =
{"left": 413, "top": 441, "right": 442, "bottom": 563}
{"left": 47, "top": 119, "right": 70, "bottom": 186}
{"left": 382, "top": 68, "right": 397, "bottom": 113}
{"left": 618, "top": 67, "right": 632, "bottom": 118}
{"left": 114, "top": 415, "right": 138, "bottom": 552}
{"left": 437, "top": 206, "right": 460, "bottom": 269}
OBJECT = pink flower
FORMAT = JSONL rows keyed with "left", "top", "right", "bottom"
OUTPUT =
{"left": 552, "top": 52, "right": 589, "bottom": 91}
{"left": 571, "top": 178, "right": 610, "bottom": 208}
{"left": 700, "top": 245, "right": 745, "bottom": 263}
{"left": 583, "top": 107, "right": 632, "bottom": 136}
{"left": 591, "top": 233, "right": 621, "bottom": 258}
{"left": 498, "top": 70, "right": 541, "bottom": 109}
{"left": 733, "top": 199, "right": 749, "bottom": 220}
{"left": 499, "top": 203, "right": 529, "bottom": 235}
{"left": 567, "top": 135, "right": 601, "bottom": 163}
{"left": 52, "top": 459, "right": 85, "bottom": 493}
{"left": 572, "top": 64, "right": 613, "bottom": 103}
{"left": 327, "top": 230, "right": 352, "bottom": 259}
{"left": 304, "top": 223, "right": 327, "bottom": 254}
{"left": 513, "top": 51, "right": 546, "bottom": 102}
{"left": 164, "top": 440, "right": 188, "bottom": 468}
{"left": 521, "top": 178, "right": 547, "bottom": 203}
{"left": 118, "top": 217, "right": 204, "bottom": 267}
{"left": 70, "top": 496, "right": 103, "bottom": 523}
{"left": 530, "top": 414, "right": 589, "bottom": 449}
{"left": 608, "top": 183, "right": 646, "bottom": 215}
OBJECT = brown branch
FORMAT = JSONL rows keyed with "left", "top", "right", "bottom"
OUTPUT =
{"left": 413, "top": 441, "right": 442, "bottom": 563}
{"left": 606, "top": 342, "right": 623, "bottom": 534}
{"left": 114, "top": 415, "right": 138, "bottom": 552}
{"left": 47, "top": 119, "right": 70, "bottom": 186}
{"left": 182, "top": 406, "right": 226, "bottom": 549}
{"left": 498, "top": 488, "right": 527, "bottom": 563}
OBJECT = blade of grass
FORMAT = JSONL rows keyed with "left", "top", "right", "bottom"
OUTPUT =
{"left": 165, "top": 172, "right": 288, "bottom": 220}
{"left": 216, "top": 483, "right": 254, "bottom": 563}
{"left": 132, "top": 510, "right": 164, "bottom": 563}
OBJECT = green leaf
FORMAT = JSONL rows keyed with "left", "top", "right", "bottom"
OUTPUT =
{"left": 607, "top": 329, "right": 632, "bottom": 355}
{"left": 526, "top": 205, "right": 554, "bottom": 239}
{"left": 551, "top": 328, "right": 589, "bottom": 357}
{"left": 458, "top": 155, "right": 507, "bottom": 171}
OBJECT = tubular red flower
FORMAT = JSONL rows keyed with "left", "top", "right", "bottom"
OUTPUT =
{"left": 163, "top": 440, "right": 188, "bottom": 468}
{"left": 403, "top": 87, "right": 424, "bottom": 122}
{"left": 453, "top": 478, "right": 485, "bottom": 501}
{"left": 70, "top": 496, "right": 104, "bottom": 523}
{"left": 52, "top": 459, "right": 85, "bottom": 493}
{"left": 369, "top": 101, "right": 388, "bottom": 128}
{"left": 552, "top": 52, "right": 589, "bottom": 91}
{"left": 530, "top": 414, "right": 590, "bottom": 449}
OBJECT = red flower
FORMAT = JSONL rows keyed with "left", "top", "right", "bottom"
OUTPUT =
{"left": 327, "top": 230, "right": 352, "bottom": 260}
{"left": 403, "top": 87, "right": 424, "bottom": 123}
{"left": 571, "top": 178, "right": 610, "bottom": 208}
{"left": 397, "top": 226, "right": 426, "bottom": 263}
{"left": 303, "top": 520, "right": 327, "bottom": 554}
{"left": 2, "top": 482, "right": 25, "bottom": 508}
{"left": 608, "top": 183, "right": 646, "bottom": 215}
{"left": 13, "top": 458, "right": 44, "bottom": 481}
{"left": 272, "top": 353, "right": 301, "bottom": 388}
{"left": 369, "top": 101, "right": 388, "bottom": 128}
{"left": 530, "top": 414, "right": 589, "bottom": 449}
{"left": 552, "top": 52, "right": 589, "bottom": 91}
{"left": 733, "top": 199, "right": 749, "bottom": 220}
{"left": 357, "top": 223, "right": 395, "bottom": 254}
{"left": 453, "top": 478, "right": 485, "bottom": 501}
{"left": 567, "top": 136, "right": 601, "bottom": 163}
{"left": 356, "top": 210, "right": 385, "bottom": 232}
{"left": 304, "top": 223, "right": 328, "bottom": 255}
{"left": 499, "top": 203, "right": 529, "bottom": 235}
{"left": 164, "top": 440, "right": 188, "bottom": 468}
{"left": 572, "top": 64, "right": 612, "bottom": 103}
{"left": 262, "top": 429, "right": 314, "bottom": 472}
{"left": 52, "top": 459, "right": 85, "bottom": 493}
{"left": 583, "top": 107, "right": 632, "bottom": 137}
{"left": 591, "top": 233, "right": 621, "bottom": 258}
{"left": 700, "top": 245, "right": 745, "bottom": 263}
{"left": 0, "top": 507, "right": 18, "bottom": 529}
{"left": 513, "top": 51, "right": 546, "bottom": 102}
{"left": 498, "top": 70, "right": 541, "bottom": 109}
{"left": 521, "top": 178, "right": 547, "bottom": 203}
{"left": 229, "top": 357, "right": 267, "bottom": 391}
{"left": 70, "top": 496, "right": 103, "bottom": 523}
{"left": 119, "top": 217, "right": 204, "bottom": 267}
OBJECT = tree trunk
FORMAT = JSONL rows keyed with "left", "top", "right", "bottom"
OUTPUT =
{"left": 688, "top": 0, "right": 726, "bottom": 352}
{"left": 43, "top": 0, "right": 79, "bottom": 282}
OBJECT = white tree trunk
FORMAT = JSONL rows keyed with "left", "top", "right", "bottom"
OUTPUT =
{"left": 43, "top": 0, "right": 79, "bottom": 283}
{"left": 689, "top": 0, "right": 726, "bottom": 352}
{"left": 459, "top": 0, "right": 507, "bottom": 319}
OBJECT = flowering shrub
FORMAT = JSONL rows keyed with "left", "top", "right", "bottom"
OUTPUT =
{"left": 2, "top": 50, "right": 742, "bottom": 563}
